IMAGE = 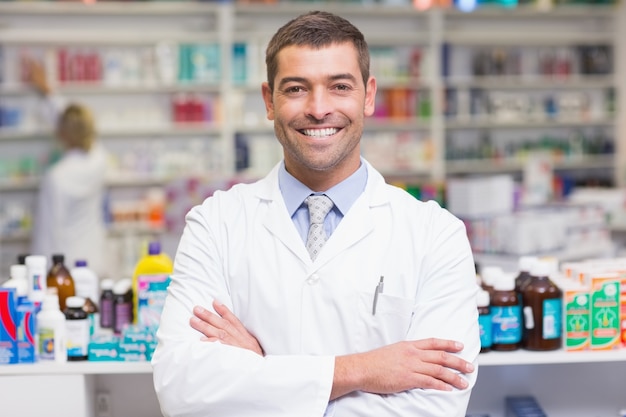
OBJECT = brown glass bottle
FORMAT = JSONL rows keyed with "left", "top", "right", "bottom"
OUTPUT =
{"left": 490, "top": 273, "right": 522, "bottom": 351}
{"left": 521, "top": 262, "right": 563, "bottom": 351}
{"left": 477, "top": 289, "right": 492, "bottom": 353}
{"left": 514, "top": 256, "right": 538, "bottom": 294}
{"left": 47, "top": 254, "right": 76, "bottom": 311}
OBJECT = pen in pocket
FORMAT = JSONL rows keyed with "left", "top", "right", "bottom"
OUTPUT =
{"left": 372, "top": 276, "right": 384, "bottom": 315}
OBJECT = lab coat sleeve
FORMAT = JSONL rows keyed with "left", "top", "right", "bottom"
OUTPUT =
{"left": 151, "top": 202, "right": 335, "bottom": 417}
{"left": 335, "top": 203, "right": 480, "bottom": 417}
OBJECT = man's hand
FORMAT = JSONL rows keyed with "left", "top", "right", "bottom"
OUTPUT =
{"left": 331, "top": 338, "right": 474, "bottom": 400}
{"left": 190, "top": 301, "right": 264, "bottom": 356}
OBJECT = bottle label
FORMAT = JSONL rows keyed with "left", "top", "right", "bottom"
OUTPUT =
{"left": 137, "top": 274, "right": 171, "bottom": 328}
{"left": 38, "top": 327, "right": 56, "bottom": 360}
{"left": 542, "top": 298, "right": 562, "bottom": 340}
{"left": 66, "top": 319, "right": 90, "bottom": 358}
{"left": 101, "top": 299, "right": 114, "bottom": 329}
{"left": 478, "top": 313, "right": 493, "bottom": 349}
{"left": 115, "top": 302, "right": 132, "bottom": 334}
{"left": 491, "top": 305, "right": 522, "bottom": 344}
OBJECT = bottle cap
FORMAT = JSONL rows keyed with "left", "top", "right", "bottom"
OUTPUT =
{"left": 25, "top": 255, "right": 47, "bottom": 268}
{"left": 476, "top": 289, "right": 490, "bottom": 307}
{"left": 75, "top": 260, "right": 88, "bottom": 267}
{"left": 493, "top": 272, "right": 516, "bottom": 291}
{"left": 10, "top": 264, "right": 27, "bottom": 281}
{"left": 481, "top": 266, "right": 503, "bottom": 286}
{"left": 41, "top": 292, "right": 61, "bottom": 311}
{"left": 148, "top": 241, "right": 161, "bottom": 255}
{"left": 101, "top": 278, "right": 114, "bottom": 291}
{"left": 518, "top": 256, "right": 538, "bottom": 273}
{"left": 52, "top": 254, "right": 65, "bottom": 264}
{"left": 6, "top": 265, "right": 28, "bottom": 297}
{"left": 113, "top": 278, "right": 132, "bottom": 295}
{"left": 66, "top": 296, "right": 86, "bottom": 309}
{"left": 531, "top": 260, "right": 553, "bottom": 278}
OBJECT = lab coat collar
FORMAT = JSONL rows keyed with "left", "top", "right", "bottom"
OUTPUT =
{"left": 256, "top": 159, "right": 390, "bottom": 266}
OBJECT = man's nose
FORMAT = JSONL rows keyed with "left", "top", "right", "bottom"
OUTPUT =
{"left": 305, "top": 89, "right": 333, "bottom": 120}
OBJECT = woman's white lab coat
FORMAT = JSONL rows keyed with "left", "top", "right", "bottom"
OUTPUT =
{"left": 31, "top": 143, "right": 108, "bottom": 277}
{"left": 152, "top": 160, "right": 480, "bottom": 417}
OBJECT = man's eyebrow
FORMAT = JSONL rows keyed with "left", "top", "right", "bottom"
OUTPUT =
{"left": 277, "top": 76, "right": 307, "bottom": 89}
{"left": 277, "top": 73, "right": 358, "bottom": 89}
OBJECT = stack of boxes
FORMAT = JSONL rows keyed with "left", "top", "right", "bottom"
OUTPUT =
{"left": 557, "top": 258, "right": 626, "bottom": 351}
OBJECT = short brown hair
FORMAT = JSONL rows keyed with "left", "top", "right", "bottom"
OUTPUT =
{"left": 56, "top": 103, "right": 96, "bottom": 152}
{"left": 265, "top": 11, "right": 370, "bottom": 92}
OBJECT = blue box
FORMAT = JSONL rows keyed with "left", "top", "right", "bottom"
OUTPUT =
{"left": 0, "top": 288, "right": 19, "bottom": 364}
{"left": 505, "top": 396, "right": 547, "bottom": 417}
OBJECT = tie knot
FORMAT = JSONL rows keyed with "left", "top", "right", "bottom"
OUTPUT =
{"left": 305, "top": 194, "right": 333, "bottom": 225}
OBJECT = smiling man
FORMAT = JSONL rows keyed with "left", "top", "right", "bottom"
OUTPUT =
{"left": 152, "top": 11, "right": 480, "bottom": 417}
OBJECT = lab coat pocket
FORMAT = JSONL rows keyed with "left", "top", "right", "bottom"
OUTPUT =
{"left": 355, "top": 291, "right": 414, "bottom": 350}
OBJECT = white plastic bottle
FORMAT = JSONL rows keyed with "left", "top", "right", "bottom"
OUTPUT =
{"left": 25, "top": 255, "right": 48, "bottom": 310}
{"left": 70, "top": 260, "right": 99, "bottom": 306}
{"left": 36, "top": 292, "right": 67, "bottom": 363}
{"left": 2, "top": 264, "right": 29, "bottom": 302}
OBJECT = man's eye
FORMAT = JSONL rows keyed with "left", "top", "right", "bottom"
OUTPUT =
{"left": 334, "top": 84, "right": 351, "bottom": 91}
{"left": 285, "top": 86, "right": 304, "bottom": 93}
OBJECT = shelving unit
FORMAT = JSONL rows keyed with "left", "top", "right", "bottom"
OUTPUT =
{"left": 0, "top": 349, "right": 624, "bottom": 417}
{"left": 1, "top": 2, "right": 625, "bottom": 416}
{"left": 441, "top": 6, "right": 618, "bottom": 185}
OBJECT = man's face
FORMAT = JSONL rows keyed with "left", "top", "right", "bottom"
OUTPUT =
{"left": 262, "top": 42, "right": 376, "bottom": 186}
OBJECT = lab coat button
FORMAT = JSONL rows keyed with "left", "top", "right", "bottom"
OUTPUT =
{"left": 306, "top": 274, "right": 320, "bottom": 285}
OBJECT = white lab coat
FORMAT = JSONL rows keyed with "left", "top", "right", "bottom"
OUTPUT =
{"left": 152, "top": 160, "right": 480, "bottom": 417}
{"left": 31, "top": 142, "right": 108, "bottom": 278}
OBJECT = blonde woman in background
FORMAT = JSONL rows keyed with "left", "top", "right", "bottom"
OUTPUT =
{"left": 29, "top": 60, "right": 108, "bottom": 279}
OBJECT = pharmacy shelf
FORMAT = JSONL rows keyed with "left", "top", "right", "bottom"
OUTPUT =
{"left": 478, "top": 348, "right": 626, "bottom": 367}
{"left": 445, "top": 75, "right": 616, "bottom": 90}
{"left": 0, "top": 31, "right": 219, "bottom": 46}
{"left": 0, "top": 175, "right": 175, "bottom": 192}
{"left": 444, "top": 117, "right": 615, "bottom": 130}
{"left": 0, "top": 361, "right": 152, "bottom": 376}
{"left": 2, "top": 348, "right": 624, "bottom": 376}
{"left": 0, "top": 1, "right": 221, "bottom": 16}
{"left": 446, "top": 155, "right": 614, "bottom": 174}
{"left": 0, "top": 125, "right": 221, "bottom": 142}
{"left": 0, "top": 83, "right": 221, "bottom": 96}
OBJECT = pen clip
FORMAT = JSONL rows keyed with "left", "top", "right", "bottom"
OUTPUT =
{"left": 372, "top": 276, "right": 384, "bottom": 315}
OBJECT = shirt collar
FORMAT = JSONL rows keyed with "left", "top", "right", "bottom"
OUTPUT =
{"left": 278, "top": 160, "right": 368, "bottom": 217}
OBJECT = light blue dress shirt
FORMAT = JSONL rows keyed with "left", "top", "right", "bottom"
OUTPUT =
{"left": 278, "top": 160, "right": 368, "bottom": 243}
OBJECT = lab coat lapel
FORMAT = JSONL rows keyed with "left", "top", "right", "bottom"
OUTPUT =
{"left": 257, "top": 165, "right": 311, "bottom": 263}
{"left": 315, "top": 163, "right": 389, "bottom": 264}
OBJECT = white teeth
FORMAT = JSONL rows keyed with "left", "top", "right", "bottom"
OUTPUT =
{"left": 302, "top": 128, "right": 338, "bottom": 137}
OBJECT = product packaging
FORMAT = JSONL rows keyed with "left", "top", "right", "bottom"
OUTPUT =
{"left": 132, "top": 241, "right": 173, "bottom": 330}
{"left": 0, "top": 288, "right": 19, "bottom": 364}
{"left": 590, "top": 273, "right": 621, "bottom": 350}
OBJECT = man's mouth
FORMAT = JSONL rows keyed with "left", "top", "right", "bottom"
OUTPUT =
{"left": 300, "top": 128, "right": 339, "bottom": 137}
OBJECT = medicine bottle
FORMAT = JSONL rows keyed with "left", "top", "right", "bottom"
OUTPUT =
{"left": 64, "top": 296, "right": 89, "bottom": 361}
{"left": 71, "top": 259, "right": 100, "bottom": 306}
{"left": 521, "top": 260, "right": 563, "bottom": 351}
{"left": 480, "top": 265, "right": 503, "bottom": 296}
{"left": 113, "top": 279, "right": 133, "bottom": 334}
{"left": 514, "top": 256, "right": 538, "bottom": 294}
{"left": 100, "top": 279, "right": 115, "bottom": 330}
{"left": 490, "top": 272, "right": 522, "bottom": 351}
{"left": 477, "top": 288, "right": 492, "bottom": 353}
{"left": 25, "top": 255, "right": 48, "bottom": 310}
{"left": 37, "top": 291, "right": 67, "bottom": 363}
{"left": 47, "top": 254, "right": 75, "bottom": 311}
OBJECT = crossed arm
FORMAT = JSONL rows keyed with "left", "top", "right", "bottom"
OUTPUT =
{"left": 190, "top": 300, "right": 475, "bottom": 401}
